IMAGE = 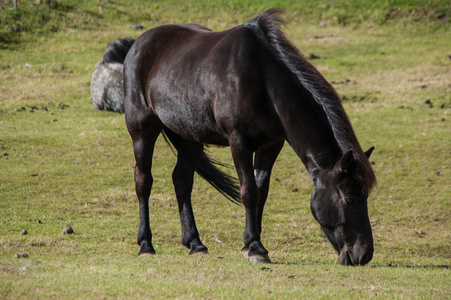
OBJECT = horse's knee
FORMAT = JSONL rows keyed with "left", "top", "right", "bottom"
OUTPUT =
{"left": 240, "top": 183, "right": 259, "bottom": 207}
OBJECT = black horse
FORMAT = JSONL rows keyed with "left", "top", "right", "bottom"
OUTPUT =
{"left": 123, "top": 8, "right": 376, "bottom": 266}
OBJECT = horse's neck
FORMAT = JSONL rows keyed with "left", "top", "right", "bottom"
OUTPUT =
{"left": 271, "top": 87, "right": 342, "bottom": 176}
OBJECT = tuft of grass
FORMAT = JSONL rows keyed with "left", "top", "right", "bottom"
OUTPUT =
{"left": 0, "top": 0, "right": 450, "bottom": 298}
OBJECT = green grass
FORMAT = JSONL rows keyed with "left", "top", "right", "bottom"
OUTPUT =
{"left": 1, "top": 0, "right": 450, "bottom": 298}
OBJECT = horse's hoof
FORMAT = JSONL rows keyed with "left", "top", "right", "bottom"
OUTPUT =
{"left": 248, "top": 254, "right": 271, "bottom": 264}
{"left": 189, "top": 241, "right": 208, "bottom": 255}
{"left": 189, "top": 247, "right": 208, "bottom": 255}
{"left": 138, "top": 242, "right": 156, "bottom": 256}
{"left": 243, "top": 241, "right": 269, "bottom": 262}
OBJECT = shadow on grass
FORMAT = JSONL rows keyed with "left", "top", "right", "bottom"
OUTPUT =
{"left": 270, "top": 259, "right": 449, "bottom": 269}
{"left": 372, "top": 262, "right": 450, "bottom": 269}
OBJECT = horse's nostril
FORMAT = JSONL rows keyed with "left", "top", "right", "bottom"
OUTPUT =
{"left": 339, "top": 247, "right": 374, "bottom": 266}
{"left": 353, "top": 235, "right": 373, "bottom": 266}
{"left": 338, "top": 250, "right": 354, "bottom": 266}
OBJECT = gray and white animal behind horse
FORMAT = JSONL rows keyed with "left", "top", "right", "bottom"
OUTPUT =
{"left": 91, "top": 37, "right": 135, "bottom": 112}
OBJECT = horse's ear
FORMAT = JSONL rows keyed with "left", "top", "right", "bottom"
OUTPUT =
{"left": 339, "top": 149, "right": 354, "bottom": 173}
{"left": 365, "top": 147, "right": 375, "bottom": 159}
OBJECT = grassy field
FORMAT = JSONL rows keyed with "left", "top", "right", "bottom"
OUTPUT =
{"left": 1, "top": 0, "right": 450, "bottom": 298}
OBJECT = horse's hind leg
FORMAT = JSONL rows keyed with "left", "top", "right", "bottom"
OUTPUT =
{"left": 129, "top": 121, "right": 163, "bottom": 256}
{"left": 133, "top": 136, "right": 158, "bottom": 255}
{"left": 166, "top": 131, "right": 208, "bottom": 254}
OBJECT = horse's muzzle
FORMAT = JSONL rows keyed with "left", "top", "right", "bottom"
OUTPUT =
{"left": 338, "top": 236, "right": 373, "bottom": 266}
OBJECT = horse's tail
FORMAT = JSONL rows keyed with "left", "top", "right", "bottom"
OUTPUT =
{"left": 162, "top": 129, "right": 241, "bottom": 204}
{"left": 103, "top": 37, "right": 135, "bottom": 64}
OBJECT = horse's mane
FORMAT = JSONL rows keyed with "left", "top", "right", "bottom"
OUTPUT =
{"left": 248, "top": 8, "right": 376, "bottom": 192}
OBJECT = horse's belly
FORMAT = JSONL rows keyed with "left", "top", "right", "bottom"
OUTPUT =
{"left": 153, "top": 100, "right": 229, "bottom": 146}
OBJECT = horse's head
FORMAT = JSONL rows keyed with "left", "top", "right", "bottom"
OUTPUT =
{"left": 310, "top": 148, "right": 375, "bottom": 266}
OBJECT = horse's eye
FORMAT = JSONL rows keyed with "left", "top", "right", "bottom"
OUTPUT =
{"left": 345, "top": 197, "right": 355, "bottom": 204}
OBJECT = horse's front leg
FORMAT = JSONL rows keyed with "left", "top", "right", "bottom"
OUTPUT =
{"left": 170, "top": 136, "right": 208, "bottom": 255}
{"left": 254, "top": 141, "right": 284, "bottom": 236}
{"left": 230, "top": 136, "right": 270, "bottom": 263}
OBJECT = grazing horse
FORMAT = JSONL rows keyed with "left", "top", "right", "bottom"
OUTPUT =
{"left": 91, "top": 37, "right": 135, "bottom": 112}
{"left": 123, "top": 8, "right": 376, "bottom": 266}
